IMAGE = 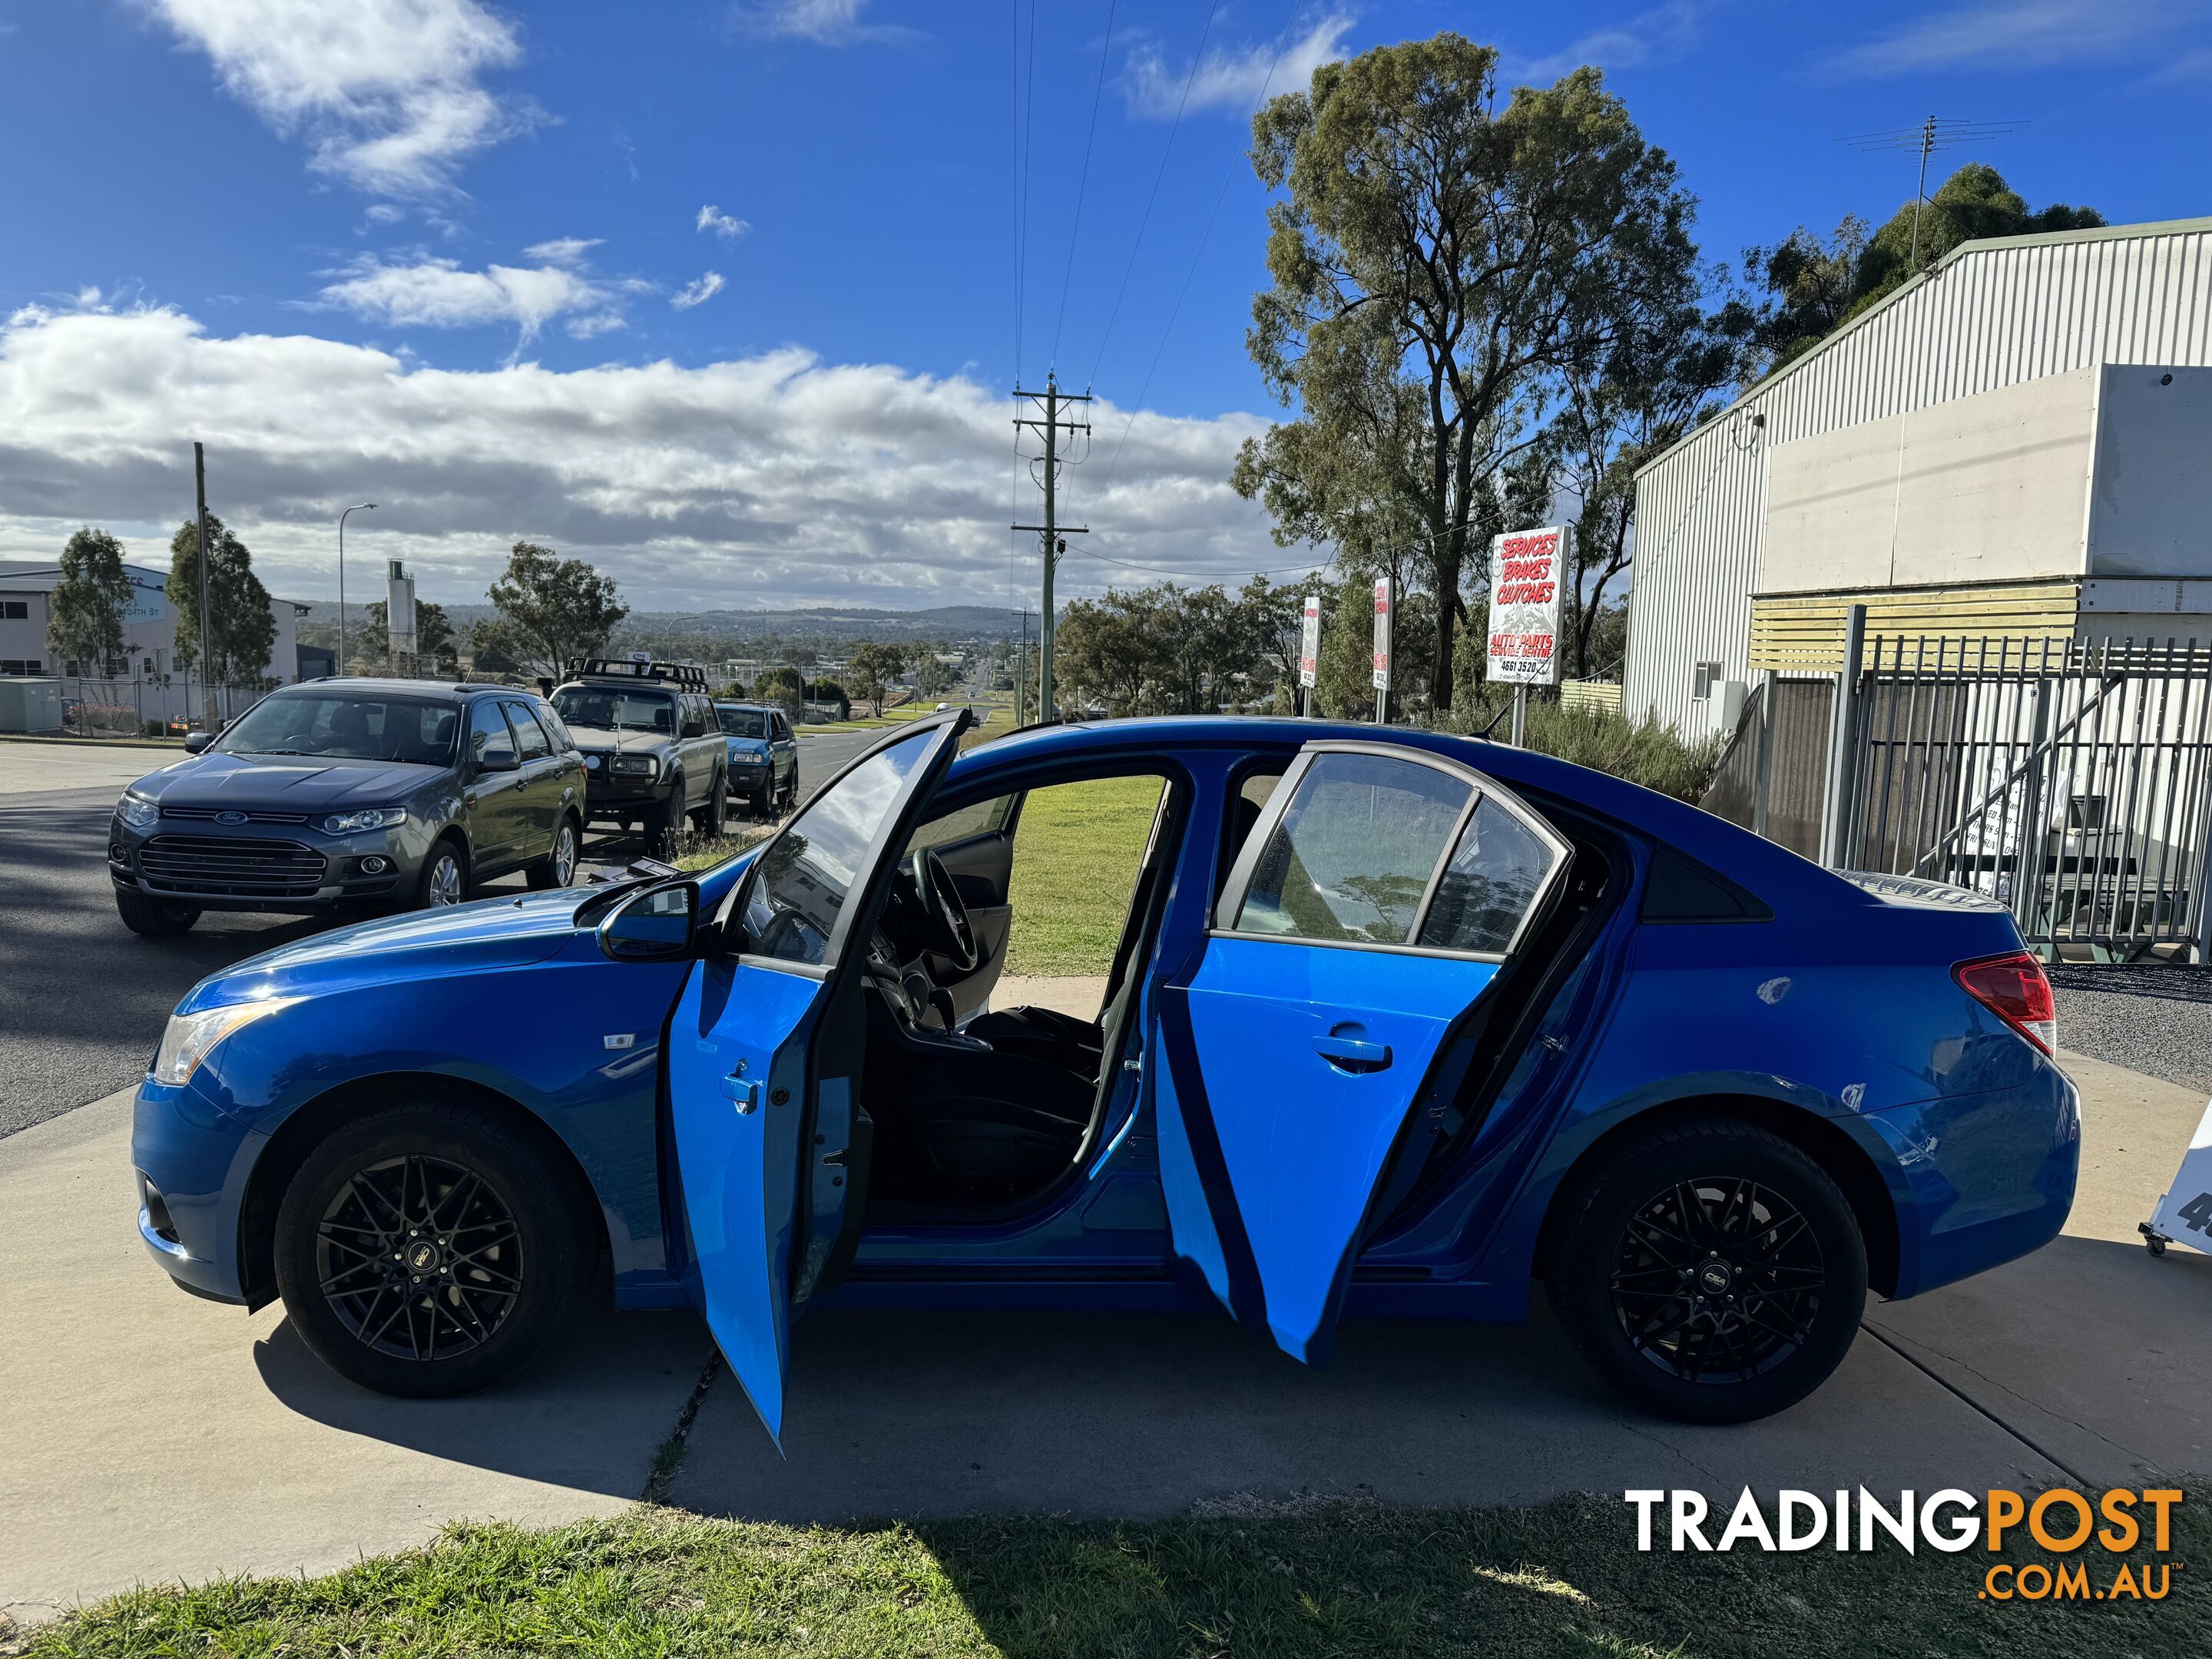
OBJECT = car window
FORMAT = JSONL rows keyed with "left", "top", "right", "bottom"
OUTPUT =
{"left": 535, "top": 702, "right": 577, "bottom": 751}
{"left": 1233, "top": 752, "right": 1469, "bottom": 945}
{"left": 469, "top": 699, "right": 516, "bottom": 768}
{"left": 741, "top": 727, "right": 935, "bottom": 965}
{"left": 552, "top": 685, "right": 675, "bottom": 733}
{"left": 772, "top": 712, "right": 791, "bottom": 740}
{"left": 908, "top": 793, "right": 1015, "bottom": 852}
{"left": 718, "top": 706, "right": 769, "bottom": 740}
{"left": 502, "top": 701, "right": 552, "bottom": 760}
{"left": 1416, "top": 796, "right": 1561, "bottom": 954}
{"left": 216, "top": 692, "right": 459, "bottom": 766}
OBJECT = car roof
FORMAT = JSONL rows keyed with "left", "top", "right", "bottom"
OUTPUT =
{"left": 273, "top": 677, "right": 535, "bottom": 702}
{"left": 713, "top": 700, "right": 774, "bottom": 712}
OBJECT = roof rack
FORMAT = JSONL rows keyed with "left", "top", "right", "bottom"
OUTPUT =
{"left": 575, "top": 657, "right": 712, "bottom": 691}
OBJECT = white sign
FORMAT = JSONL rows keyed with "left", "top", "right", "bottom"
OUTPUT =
{"left": 1298, "top": 594, "right": 1320, "bottom": 688}
{"left": 1487, "top": 525, "right": 1571, "bottom": 687}
{"left": 1371, "top": 578, "right": 1392, "bottom": 691}
{"left": 2147, "top": 1097, "right": 2212, "bottom": 1255}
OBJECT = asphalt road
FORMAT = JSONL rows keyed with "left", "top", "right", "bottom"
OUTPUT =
{"left": 0, "top": 725, "right": 900, "bottom": 1141}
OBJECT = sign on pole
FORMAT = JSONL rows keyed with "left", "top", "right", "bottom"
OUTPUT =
{"left": 1371, "top": 577, "right": 1392, "bottom": 690}
{"left": 1486, "top": 525, "right": 1571, "bottom": 687}
{"left": 1298, "top": 594, "right": 1320, "bottom": 690}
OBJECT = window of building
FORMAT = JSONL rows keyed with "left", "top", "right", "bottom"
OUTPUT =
{"left": 1691, "top": 661, "right": 1724, "bottom": 701}
{"left": 0, "top": 601, "right": 28, "bottom": 621}
{"left": 0, "top": 659, "right": 40, "bottom": 676}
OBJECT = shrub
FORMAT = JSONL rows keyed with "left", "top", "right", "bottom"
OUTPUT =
{"left": 1426, "top": 694, "right": 1721, "bottom": 803}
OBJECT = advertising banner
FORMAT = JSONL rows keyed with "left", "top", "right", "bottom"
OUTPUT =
{"left": 1487, "top": 525, "right": 1571, "bottom": 687}
{"left": 1298, "top": 594, "right": 1320, "bottom": 688}
{"left": 1371, "top": 578, "right": 1392, "bottom": 691}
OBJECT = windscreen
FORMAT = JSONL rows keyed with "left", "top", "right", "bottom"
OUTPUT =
{"left": 216, "top": 694, "right": 459, "bottom": 766}
{"left": 717, "top": 707, "right": 770, "bottom": 739}
{"left": 552, "top": 686, "right": 676, "bottom": 734}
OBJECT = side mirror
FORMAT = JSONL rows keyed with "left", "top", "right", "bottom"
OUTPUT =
{"left": 477, "top": 748, "right": 520, "bottom": 774}
{"left": 183, "top": 732, "right": 211, "bottom": 754}
{"left": 598, "top": 879, "right": 698, "bottom": 962}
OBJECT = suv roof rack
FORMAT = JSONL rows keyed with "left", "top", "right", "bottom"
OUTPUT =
{"left": 574, "top": 657, "right": 712, "bottom": 692}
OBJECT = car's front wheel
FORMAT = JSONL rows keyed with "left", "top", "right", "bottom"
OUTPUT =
{"left": 115, "top": 886, "right": 200, "bottom": 936}
{"left": 1545, "top": 1117, "right": 1866, "bottom": 1425}
{"left": 272, "top": 1098, "right": 595, "bottom": 1397}
{"left": 416, "top": 836, "right": 467, "bottom": 909}
{"left": 694, "top": 770, "right": 726, "bottom": 836}
{"left": 525, "top": 814, "right": 580, "bottom": 890}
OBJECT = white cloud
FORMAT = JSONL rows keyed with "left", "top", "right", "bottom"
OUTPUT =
{"left": 1501, "top": 1, "right": 1714, "bottom": 83}
{"left": 522, "top": 237, "right": 603, "bottom": 267}
{"left": 1826, "top": 0, "right": 2202, "bottom": 75}
{"left": 728, "top": 0, "right": 916, "bottom": 47}
{"left": 671, "top": 272, "right": 727, "bottom": 311}
{"left": 314, "top": 254, "right": 636, "bottom": 346}
{"left": 1122, "top": 14, "right": 1353, "bottom": 118}
{"left": 697, "top": 204, "right": 750, "bottom": 240}
{"left": 142, "top": 0, "right": 538, "bottom": 196}
{"left": 0, "top": 306, "right": 1275, "bottom": 612}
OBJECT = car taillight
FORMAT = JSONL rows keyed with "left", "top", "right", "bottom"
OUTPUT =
{"left": 1952, "top": 951, "right": 2057, "bottom": 1055}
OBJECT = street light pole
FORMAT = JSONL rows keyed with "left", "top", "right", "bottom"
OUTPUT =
{"left": 337, "top": 503, "right": 374, "bottom": 674}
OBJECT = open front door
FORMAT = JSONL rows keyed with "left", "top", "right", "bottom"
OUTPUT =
{"left": 665, "top": 714, "right": 968, "bottom": 1442}
{"left": 1154, "top": 741, "right": 1571, "bottom": 1364}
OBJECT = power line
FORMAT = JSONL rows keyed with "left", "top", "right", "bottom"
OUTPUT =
{"left": 1084, "top": 0, "right": 1220, "bottom": 391}
{"left": 1050, "top": 0, "right": 1118, "bottom": 374}
{"left": 1013, "top": 0, "right": 1038, "bottom": 376}
{"left": 1840, "top": 115, "right": 2025, "bottom": 267}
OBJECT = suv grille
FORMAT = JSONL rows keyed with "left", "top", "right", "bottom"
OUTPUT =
{"left": 159, "top": 806, "right": 313, "bottom": 826}
{"left": 140, "top": 833, "right": 328, "bottom": 899}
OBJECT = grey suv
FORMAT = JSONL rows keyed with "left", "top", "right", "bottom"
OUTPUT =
{"left": 108, "top": 680, "right": 586, "bottom": 935}
{"left": 548, "top": 659, "right": 728, "bottom": 853}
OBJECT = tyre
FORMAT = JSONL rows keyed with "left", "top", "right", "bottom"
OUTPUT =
{"left": 115, "top": 886, "right": 200, "bottom": 936}
{"left": 640, "top": 795, "right": 676, "bottom": 856}
{"left": 694, "top": 770, "right": 727, "bottom": 836}
{"left": 1545, "top": 1117, "right": 1866, "bottom": 1425}
{"left": 525, "top": 814, "right": 580, "bottom": 890}
{"left": 272, "top": 1097, "right": 596, "bottom": 1397}
{"left": 416, "top": 836, "right": 468, "bottom": 909}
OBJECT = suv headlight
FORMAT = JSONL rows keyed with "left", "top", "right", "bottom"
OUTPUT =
{"left": 611, "top": 755, "right": 658, "bottom": 777}
{"left": 151, "top": 996, "right": 302, "bottom": 1086}
{"left": 323, "top": 806, "right": 408, "bottom": 835}
{"left": 118, "top": 791, "right": 159, "bottom": 831}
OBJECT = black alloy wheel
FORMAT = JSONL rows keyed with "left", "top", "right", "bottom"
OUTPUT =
{"left": 1546, "top": 1117, "right": 1866, "bottom": 1424}
{"left": 273, "top": 1100, "right": 594, "bottom": 1397}
{"left": 314, "top": 1151, "right": 524, "bottom": 1362}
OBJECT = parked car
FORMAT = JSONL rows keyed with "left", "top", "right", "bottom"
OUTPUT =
{"left": 714, "top": 700, "right": 799, "bottom": 816}
{"left": 130, "top": 714, "right": 2076, "bottom": 1429}
{"left": 108, "top": 679, "right": 585, "bottom": 935}
{"left": 548, "top": 659, "right": 728, "bottom": 853}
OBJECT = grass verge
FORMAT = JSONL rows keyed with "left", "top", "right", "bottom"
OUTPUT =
{"left": 1002, "top": 773, "right": 1161, "bottom": 977}
{"left": 16, "top": 1493, "right": 2204, "bottom": 1657}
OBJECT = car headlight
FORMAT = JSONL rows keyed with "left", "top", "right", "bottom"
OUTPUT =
{"left": 118, "top": 791, "right": 159, "bottom": 831}
{"left": 151, "top": 996, "right": 302, "bottom": 1086}
{"left": 323, "top": 806, "right": 408, "bottom": 835}
{"left": 611, "top": 755, "right": 658, "bottom": 776}
{"left": 584, "top": 753, "right": 601, "bottom": 770}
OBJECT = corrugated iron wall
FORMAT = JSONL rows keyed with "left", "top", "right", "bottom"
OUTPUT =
{"left": 1627, "top": 220, "right": 2212, "bottom": 733}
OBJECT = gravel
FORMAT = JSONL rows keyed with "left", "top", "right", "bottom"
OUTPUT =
{"left": 2048, "top": 964, "right": 2212, "bottom": 1096}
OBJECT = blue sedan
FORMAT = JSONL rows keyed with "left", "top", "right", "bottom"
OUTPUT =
{"left": 131, "top": 714, "right": 2077, "bottom": 1428}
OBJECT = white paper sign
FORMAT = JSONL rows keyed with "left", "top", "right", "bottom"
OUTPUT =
{"left": 2148, "top": 1097, "right": 2212, "bottom": 1255}
{"left": 1298, "top": 594, "right": 1320, "bottom": 689}
{"left": 1371, "top": 578, "right": 1392, "bottom": 691}
{"left": 1487, "top": 525, "right": 1571, "bottom": 687}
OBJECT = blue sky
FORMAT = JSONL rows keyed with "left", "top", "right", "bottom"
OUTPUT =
{"left": 0, "top": 0, "right": 2203, "bottom": 613}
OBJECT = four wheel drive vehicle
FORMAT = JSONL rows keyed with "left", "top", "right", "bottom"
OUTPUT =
{"left": 131, "top": 714, "right": 2078, "bottom": 1428}
{"left": 108, "top": 680, "right": 586, "bottom": 935}
{"left": 549, "top": 660, "right": 728, "bottom": 853}
{"left": 714, "top": 700, "right": 799, "bottom": 816}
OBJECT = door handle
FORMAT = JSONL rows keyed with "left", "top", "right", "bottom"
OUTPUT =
{"left": 1312, "top": 1034, "right": 1392, "bottom": 1072}
{"left": 720, "top": 1075, "right": 760, "bottom": 1114}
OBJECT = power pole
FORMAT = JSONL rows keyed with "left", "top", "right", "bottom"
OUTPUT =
{"left": 193, "top": 442, "right": 217, "bottom": 733}
{"left": 1012, "top": 373, "right": 1090, "bottom": 722}
{"left": 1014, "top": 608, "right": 1035, "bottom": 725}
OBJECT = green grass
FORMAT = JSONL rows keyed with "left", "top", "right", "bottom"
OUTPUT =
{"left": 17, "top": 1494, "right": 2205, "bottom": 1658}
{"left": 1001, "top": 773, "right": 1161, "bottom": 978}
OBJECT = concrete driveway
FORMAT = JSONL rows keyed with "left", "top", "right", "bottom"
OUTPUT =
{"left": 5, "top": 1047, "right": 2207, "bottom": 1626}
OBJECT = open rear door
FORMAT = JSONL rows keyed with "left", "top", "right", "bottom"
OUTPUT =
{"left": 665, "top": 713, "right": 968, "bottom": 1442}
{"left": 1152, "top": 740, "right": 1570, "bottom": 1363}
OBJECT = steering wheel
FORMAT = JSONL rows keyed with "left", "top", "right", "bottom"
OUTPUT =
{"left": 914, "top": 847, "right": 980, "bottom": 973}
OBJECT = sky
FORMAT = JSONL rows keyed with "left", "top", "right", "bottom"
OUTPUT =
{"left": 0, "top": 0, "right": 2203, "bottom": 617}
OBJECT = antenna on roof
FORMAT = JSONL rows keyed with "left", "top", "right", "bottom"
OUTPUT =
{"left": 1839, "top": 115, "right": 2026, "bottom": 268}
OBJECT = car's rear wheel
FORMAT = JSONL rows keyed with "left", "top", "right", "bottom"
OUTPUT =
{"left": 115, "top": 886, "right": 200, "bottom": 936}
{"left": 1545, "top": 1117, "right": 1866, "bottom": 1425}
{"left": 525, "top": 814, "right": 580, "bottom": 890}
{"left": 416, "top": 836, "right": 467, "bottom": 908}
{"left": 273, "top": 1098, "right": 594, "bottom": 1397}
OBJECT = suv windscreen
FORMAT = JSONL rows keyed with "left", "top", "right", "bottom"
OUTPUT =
{"left": 552, "top": 686, "right": 676, "bottom": 735}
{"left": 216, "top": 693, "right": 460, "bottom": 766}
{"left": 717, "top": 707, "right": 770, "bottom": 740}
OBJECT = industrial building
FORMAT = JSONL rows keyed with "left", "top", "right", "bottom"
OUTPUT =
{"left": 1624, "top": 215, "right": 2212, "bottom": 737}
